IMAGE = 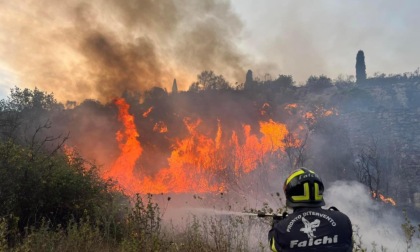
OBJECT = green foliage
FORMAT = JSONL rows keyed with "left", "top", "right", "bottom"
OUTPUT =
{"left": 0, "top": 140, "right": 125, "bottom": 237}
{"left": 264, "top": 75, "right": 294, "bottom": 91}
{"left": 166, "top": 214, "right": 266, "bottom": 252}
{"left": 402, "top": 210, "right": 416, "bottom": 252}
{"left": 0, "top": 87, "right": 63, "bottom": 113}
{"left": 0, "top": 86, "right": 64, "bottom": 144}
{"left": 1, "top": 76, "right": 420, "bottom": 251}
{"left": 0, "top": 218, "right": 8, "bottom": 251}
{"left": 16, "top": 217, "right": 109, "bottom": 252}
{"left": 121, "top": 194, "right": 162, "bottom": 251}
{"left": 306, "top": 75, "right": 333, "bottom": 92}
{"left": 143, "top": 87, "right": 168, "bottom": 104}
{"left": 174, "top": 216, "right": 209, "bottom": 251}
{"left": 352, "top": 225, "right": 368, "bottom": 252}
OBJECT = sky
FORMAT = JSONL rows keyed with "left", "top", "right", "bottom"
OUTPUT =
{"left": 231, "top": 0, "right": 420, "bottom": 82}
{"left": 0, "top": 0, "right": 419, "bottom": 102}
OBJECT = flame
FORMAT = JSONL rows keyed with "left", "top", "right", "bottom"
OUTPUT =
{"left": 139, "top": 118, "right": 227, "bottom": 193}
{"left": 260, "top": 102, "right": 271, "bottom": 116}
{"left": 231, "top": 124, "right": 264, "bottom": 174}
{"left": 304, "top": 112, "right": 315, "bottom": 121}
{"left": 142, "top": 106, "right": 153, "bottom": 118}
{"left": 285, "top": 103, "right": 298, "bottom": 109}
{"left": 285, "top": 103, "right": 337, "bottom": 127}
{"left": 285, "top": 103, "right": 299, "bottom": 115}
{"left": 372, "top": 191, "right": 397, "bottom": 206}
{"left": 312, "top": 106, "right": 338, "bottom": 118}
{"left": 260, "top": 119, "right": 289, "bottom": 152}
{"left": 102, "top": 99, "right": 298, "bottom": 194}
{"left": 302, "top": 105, "right": 338, "bottom": 127}
{"left": 153, "top": 121, "right": 168, "bottom": 133}
{"left": 63, "top": 144, "right": 76, "bottom": 164}
{"left": 323, "top": 110, "right": 334, "bottom": 116}
{"left": 103, "top": 98, "right": 143, "bottom": 193}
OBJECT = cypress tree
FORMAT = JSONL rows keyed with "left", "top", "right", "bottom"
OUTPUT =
{"left": 244, "top": 69, "right": 254, "bottom": 90}
{"left": 172, "top": 79, "right": 178, "bottom": 94}
{"left": 356, "top": 50, "right": 367, "bottom": 83}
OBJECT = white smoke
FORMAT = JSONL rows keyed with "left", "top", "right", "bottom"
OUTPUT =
{"left": 324, "top": 180, "right": 419, "bottom": 251}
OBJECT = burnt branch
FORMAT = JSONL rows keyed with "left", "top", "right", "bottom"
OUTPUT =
{"left": 353, "top": 138, "right": 381, "bottom": 195}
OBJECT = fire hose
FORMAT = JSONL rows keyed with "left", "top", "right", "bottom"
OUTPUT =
{"left": 253, "top": 212, "right": 289, "bottom": 229}
{"left": 251, "top": 211, "right": 287, "bottom": 221}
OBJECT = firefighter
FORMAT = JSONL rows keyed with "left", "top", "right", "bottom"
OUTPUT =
{"left": 268, "top": 168, "right": 353, "bottom": 251}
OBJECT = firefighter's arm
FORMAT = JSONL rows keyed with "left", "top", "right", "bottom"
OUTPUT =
{"left": 268, "top": 227, "right": 281, "bottom": 252}
{"left": 266, "top": 212, "right": 287, "bottom": 252}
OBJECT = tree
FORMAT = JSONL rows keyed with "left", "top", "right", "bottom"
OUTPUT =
{"left": 334, "top": 74, "right": 355, "bottom": 90}
{"left": 0, "top": 87, "right": 127, "bottom": 240}
{"left": 172, "top": 79, "right": 178, "bottom": 94}
{"left": 2, "top": 86, "right": 62, "bottom": 112}
{"left": 305, "top": 75, "right": 333, "bottom": 92}
{"left": 356, "top": 50, "right": 367, "bottom": 83}
{"left": 244, "top": 69, "right": 255, "bottom": 90}
{"left": 188, "top": 70, "right": 231, "bottom": 92}
{"left": 263, "top": 74, "right": 294, "bottom": 92}
{"left": 0, "top": 139, "right": 126, "bottom": 236}
{"left": 0, "top": 87, "right": 64, "bottom": 143}
{"left": 353, "top": 139, "right": 381, "bottom": 196}
{"left": 284, "top": 132, "right": 309, "bottom": 171}
{"left": 143, "top": 87, "right": 168, "bottom": 103}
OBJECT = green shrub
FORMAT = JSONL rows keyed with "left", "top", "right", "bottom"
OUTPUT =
{"left": 0, "top": 140, "right": 127, "bottom": 244}
{"left": 120, "top": 194, "right": 163, "bottom": 251}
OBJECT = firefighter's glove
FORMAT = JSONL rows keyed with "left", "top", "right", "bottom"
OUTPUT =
{"left": 271, "top": 212, "right": 288, "bottom": 228}
{"left": 271, "top": 218, "right": 280, "bottom": 228}
{"left": 271, "top": 215, "right": 283, "bottom": 228}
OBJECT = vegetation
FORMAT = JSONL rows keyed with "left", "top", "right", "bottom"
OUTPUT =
{"left": 356, "top": 50, "right": 367, "bottom": 83}
{"left": 0, "top": 68, "right": 420, "bottom": 250}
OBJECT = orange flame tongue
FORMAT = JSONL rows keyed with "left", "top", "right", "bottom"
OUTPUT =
{"left": 104, "top": 98, "right": 142, "bottom": 193}
{"left": 372, "top": 191, "right": 397, "bottom": 206}
{"left": 143, "top": 106, "right": 153, "bottom": 117}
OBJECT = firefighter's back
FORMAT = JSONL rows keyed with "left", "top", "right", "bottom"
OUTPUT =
{"left": 269, "top": 207, "right": 353, "bottom": 251}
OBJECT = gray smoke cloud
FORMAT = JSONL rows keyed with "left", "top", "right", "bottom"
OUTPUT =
{"left": 153, "top": 180, "right": 420, "bottom": 251}
{"left": 325, "top": 181, "right": 419, "bottom": 251}
{"left": 0, "top": 0, "right": 248, "bottom": 102}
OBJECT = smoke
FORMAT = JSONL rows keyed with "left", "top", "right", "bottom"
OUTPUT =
{"left": 0, "top": 0, "right": 248, "bottom": 102}
{"left": 168, "top": 180, "right": 417, "bottom": 251}
{"left": 155, "top": 180, "right": 419, "bottom": 251}
{"left": 325, "top": 181, "right": 418, "bottom": 251}
{"left": 3, "top": 1, "right": 420, "bottom": 100}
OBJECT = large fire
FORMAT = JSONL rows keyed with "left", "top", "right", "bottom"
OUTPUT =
{"left": 103, "top": 98, "right": 143, "bottom": 192}
{"left": 55, "top": 98, "right": 338, "bottom": 196}
{"left": 101, "top": 99, "right": 305, "bottom": 195}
